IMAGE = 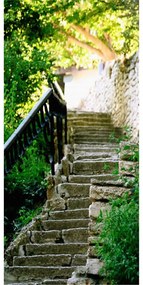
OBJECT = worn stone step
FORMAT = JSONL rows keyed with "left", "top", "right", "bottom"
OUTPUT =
{"left": 73, "top": 139, "right": 112, "bottom": 144}
{"left": 72, "top": 126, "right": 122, "bottom": 133}
{"left": 73, "top": 133, "right": 113, "bottom": 138}
{"left": 26, "top": 243, "right": 88, "bottom": 256}
{"left": 72, "top": 126, "right": 114, "bottom": 131}
{"left": 5, "top": 266, "right": 76, "bottom": 282}
{"left": 30, "top": 230, "right": 61, "bottom": 244}
{"left": 42, "top": 219, "right": 89, "bottom": 231}
{"left": 73, "top": 144, "right": 118, "bottom": 152}
{"left": 67, "top": 197, "right": 90, "bottom": 209}
{"left": 69, "top": 174, "right": 119, "bottom": 183}
{"left": 74, "top": 152, "right": 118, "bottom": 160}
{"left": 57, "top": 183, "right": 90, "bottom": 198}
{"left": 73, "top": 132, "right": 113, "bottom": 137}
{"left": 13, "top": 254, "right": 72, "bottom": 267}
{"left": 67, "top": 111, "right": 111, "bottom": 118}
{"left": 4, "top": 279, "right": 41, "bottom": 285}
{"left": 42, "top": 279, "right": 67, "bottom": 285}
{"left": 68, "top": 121, "right": 113, "bottom": 128}
{"left": 13, "top": 253, "right": 87, "bottom": 268}
{"left": 90, "top": 185, "right": 128, "bottom": 201}
{"left": 62, "top": 228, "right": 88, "bottom": 243}
{"left": 49, "top": 208, "right": 89, "bottom": 220}
{"left": 4, "top": 279, "right": 68, "bottom": 285}
{"left": 72, "top": 160, "right": 118, "bottom": 175}
{"left": 68, "top": 116, "right": 112, "bottom": 121}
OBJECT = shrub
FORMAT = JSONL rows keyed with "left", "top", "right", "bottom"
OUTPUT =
{"left": 96, "top": 181, "right": 139, "bottom": 284}
{"left": 4, "top": 138, "right": 50, "bottom": 247}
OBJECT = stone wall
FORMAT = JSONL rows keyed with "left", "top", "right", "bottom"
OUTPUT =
{"left": 82, "top": 52, "right": 139, "bottom": 143}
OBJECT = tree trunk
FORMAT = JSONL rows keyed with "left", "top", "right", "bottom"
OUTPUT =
{"left": 71, "top": 24, "right": 117, "bottom": 61}
{"left": 68, "top": 35, "right": 106, "bottom": 60}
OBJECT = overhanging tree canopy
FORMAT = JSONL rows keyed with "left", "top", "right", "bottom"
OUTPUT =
{"left": 4, "top": 0, "right": 139, "bottom": 138}
{"left": 5, "top": 0, "right": 139, "bottom": 67}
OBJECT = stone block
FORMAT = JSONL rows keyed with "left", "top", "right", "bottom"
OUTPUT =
{"left": 87, "top": 245, "right": 99, "bottom": 258}
{"left": 62, "top": 228, "right": 88, "bottom": 243}
{"left": 88, "top": 221, "right": 103, "bottom": 235}
{"left": 119, "top": 160, "right": 138, "bottom": 176}
{"left": 58, "top": 183, "right": 90, "bottom": 198}
{"left": 86, "top": 258, "right": 103, "bottom": 275}
{"left": 89, "top": 202, "right": 110, "bottom": 220}
{"left": 88, "top": 235, "right": 99, "bottom": 245}
{"left": 90, "top": 185, "right": 128, "bottom": 201}
{"left": 72, "top": 254, "right": 87, "bottom": 266}
{"left": 67, "top": 276, "right": 95, "bottom": 285}
{"left": 64, "top": 144, "right": 74, "bottom": 155}
{"left": 62, "top": 157, "right": 70, "bottom": 177}
{"left": 67, "top": 197, "right": 90, "bottom": 210}
{"left": 46, "top": 197, "right": 66, "bottom": 211}
{"left": 30, "top": 230, "right": 61, "bottom": 244}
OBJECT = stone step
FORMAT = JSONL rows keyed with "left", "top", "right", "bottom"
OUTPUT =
{"left": 67, "top": 197, "right": 90, "bottom": 209}
{"left": 62, "top": 228, "right": 88, "bottom": 243}
{"left": 26, "top": 243, "right": 88, "bottom": 256}
{"left": 67, "top": 111, "right": 111, "bottom": 118}
{"left": 72, "top": 160, "right": 118, "bottom": 175}
{"left": 29, "top": 230, "right": 61, "bottom": 244}
{"left": 5, "top": 266, "right": 76, "bottom": 282}
{"left": 42, "top": 279, "right": 68, "bottom": 285}
{"left": 73, "top": 133, "right": 113, "bottom": 138}
{"left": 13, "top": 254, "right": 72, "bottom": 267}
{"left": 68, "top": 121, "right": 113, "bottom": 127}
{"left": 57, "top": 183, "right": 90, "bottom": 198}
{"left": 72, "top": 126, "right": 122, "bottom": 133}
{"left": 29, "top": 226, "right": 88, "bottom": 246}
{"left": 13, "top": 253, "right": 87, "bottom": 268}
{"left": 69, "top": 174, "right": 119, "bottom": 183}
{"left": 4, "top": 279, "right": 42, "bottom": 285}
{"left": 42, "top": 219, "right": 89, "bottom": 231}
{"left": 74, "top": 152, "right": 118, "bottom": 160}
{"left": 49, "top": 208, "right": 89, "bottom": 220}
{"left": 4, "top": 279, "right": 68, "bottom": 285}
{"left": 67, "top": 113, "right": 111, "bottom": 118}
{"left": 73, "top": 139, "right": 112, "bottom": 144}
{"left": 73, "top": 144, "right": 118, "bottom": 152}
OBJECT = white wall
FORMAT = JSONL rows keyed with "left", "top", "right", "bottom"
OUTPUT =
{"left": 64, "top": 52, "right": 139, "bottom": 143}
{"left": 64, "top": 69, "right": 97, "bottom": 110}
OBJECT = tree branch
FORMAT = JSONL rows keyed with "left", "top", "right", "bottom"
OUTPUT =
{"left": 67, "top": 35, "right": 106, "bottom": 60}
{"left": 71, "top": 24, "right": 117, "bottom": 60}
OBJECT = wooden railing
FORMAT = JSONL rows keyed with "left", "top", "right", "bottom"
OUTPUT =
{"left": 4, "top": 84, "right": 67, "bottom": 175}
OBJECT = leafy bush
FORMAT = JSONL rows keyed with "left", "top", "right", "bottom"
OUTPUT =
{"left": 14, "top": 207, "right": 42, "bottom": 233}
{"left": 96, "top": 180, "right": 139, "bottom": 285}
{"left": 4, "top": 138, "right": 50, "bottom": 247}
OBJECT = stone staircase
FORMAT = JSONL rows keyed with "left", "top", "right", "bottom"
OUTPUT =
{"left": 4, "top": 111, "right": 122, "bottom": 285}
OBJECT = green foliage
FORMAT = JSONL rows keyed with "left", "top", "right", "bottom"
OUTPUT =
{"left": 95, "top": 144, "right": 139, "bottom": 285}
{"left": 109, "top": 126, "right": 132, "bottom": 144}
{"left": 4, "top": 0, "right": 139, "bottom": 77}
{"left": 122, "top": 144, "right": 139, "bottom": 162}
{"left": 96, "top": 187, "right": 139, "bottom": 284}
{"left": 4, "top": 139, "right": 50, "bottom": 246}
{"left": 14, "top": 206, "right": 42, "bottom": 233}
{"left": 112, "top": 162, "right": 119, "bottom": 175}
{"left": 103, "top": 163, "right": 111, "bottom": 171}
{"left": 4, "top": 35, "right": 55, "bottom": 140}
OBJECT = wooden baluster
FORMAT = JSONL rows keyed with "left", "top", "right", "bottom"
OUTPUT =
{"left": 40, "top": 106, "right": 45, "bottom": 127}
{"left": 56, "top": 116, "right": 63, "bottom": 163}
{"left": 49, "top": 114, "right": 55, "bottom": 175}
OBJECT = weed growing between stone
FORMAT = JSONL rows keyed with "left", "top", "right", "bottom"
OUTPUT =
{"left": 109, "top": 126, "right": 132, "bottom": 144}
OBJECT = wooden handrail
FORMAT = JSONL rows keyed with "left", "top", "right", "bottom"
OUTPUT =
{"left": 4, "top": 85, "right": 67, "bottom": 175}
